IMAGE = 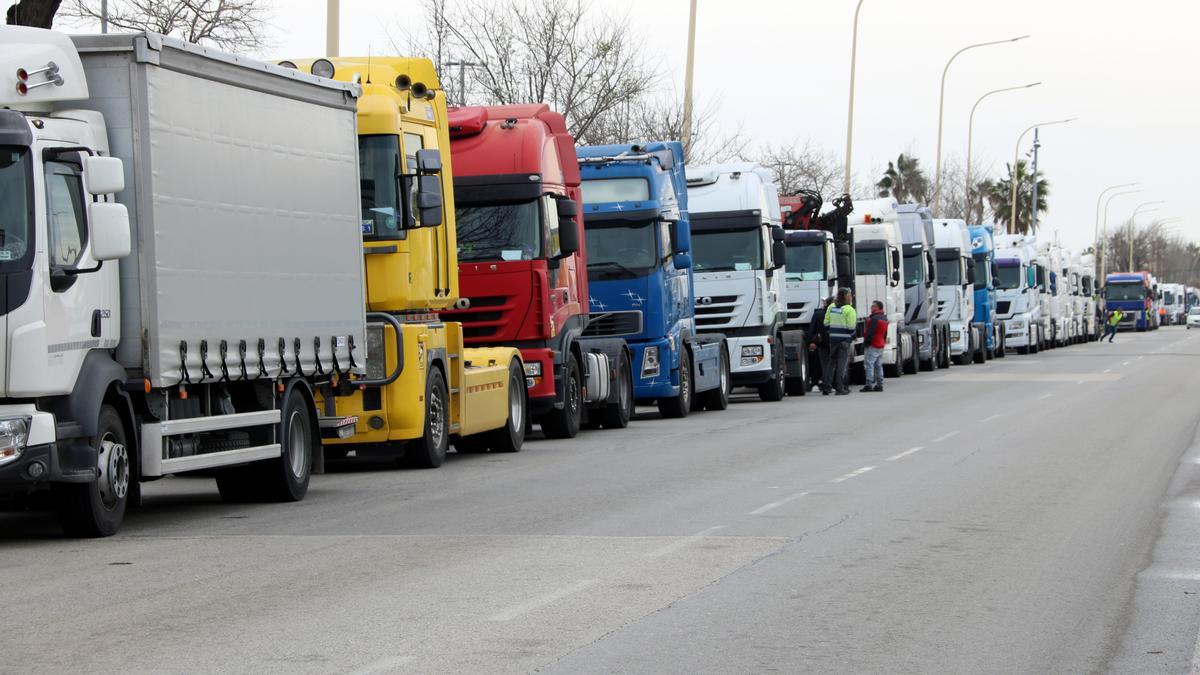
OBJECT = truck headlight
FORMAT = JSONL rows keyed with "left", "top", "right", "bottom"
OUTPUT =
{"left": 1010, "top": 319, "right": 1025, "bottom": 330}
{"left": 642, "top": 346, "right": 660, "bottom": 377}
{"left": 741, "top": 345, "right": 764, "bottom": 358}
{"left": 951, "top": 332, "right": 962, "bottom": 343}
{"left": 523, "top": 361, "right": 542, "bottom": 377}
{"left": 0, "top": 416, "right": 31, "bottom": 467}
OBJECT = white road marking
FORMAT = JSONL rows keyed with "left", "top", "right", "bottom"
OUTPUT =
{"left": 981, "top": 414, "right": 1003, "bottom": 422}
{"left": 644, "top": 525, "right": 726, "bottom": 559}
{"left": 831, "top": 466, "right": 876, "bottom": 483}
{"left": 1122, "top": 361, "right": 1130, "bottom": 366}
{"left": 350, "top": 655, "right": 416, "bottom": 674}
{"left": 488, "top": 579, "right": 602, "bottom": 621}
{"left": 1076, "top": 380, "right": 1085, "bottom": 385}
{"left": 886, "top": 446, "right": 924, "bottom": 462}
{"left": 931, "top": 430, "right": 960, "bottom": 443}
{"left": 1038, "top": 393, "right": 1053, "bottom": 401}
{"left": 1103, "top": 368, "right": 1112, "bottom": 373}
{"left": 1137, "top": 356, "right": 1144, "bottom": 360}
{"left": 749, "top": 491, "right": 810, "bottom": 515}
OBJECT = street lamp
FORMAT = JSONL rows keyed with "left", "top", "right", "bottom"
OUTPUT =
{"left": 1007, "top": 117, "right": 1076, "bottom": 233}
{"left": 842, "top": 0, "right": 865, "bottom": 195}
{"left": 445, "top": 60, "right": 487, "bottom": 105}
{"left": 1093, "top": 183, "right": 1138, "bottom": 246}
{"left": 326, "top": 0, "right": 339, "bottom": 57}
{"left": 681, "top": 0, "right": 698, "bottom": 156}
{"left": 933, "top": 34, "right": 1030, "bottom": 215}
{"left": 964, "top": 82, "right": 1040, "bottom": 223}
{"left": 1099, "top": 189, "right": 1142, "bottom": 278}
{"left": 1128, "top": 201, "right": 1165, "bottom": 270}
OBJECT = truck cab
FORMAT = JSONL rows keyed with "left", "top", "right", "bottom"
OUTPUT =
{"left": 897, "top": 203, "right": 948, "bottom": 370}
{"left": 1035, "top": 240, "right": 1070, "bottom": 347}
{"left": 686, "top": 163, "right": 792, "bottom": 401}
{"left": 1161, "top": 282, "right": 1186, "bottom": 325}
{"left": 1104, "top": 271, "right": 1154, "bottom": 330}
{"left": 849, "top": 198, "right": 915, "bottom": 376}
{"left": 994, "top": 234, "right": 1044, "bottom": 353}
{"left": 932, "top": 219, "right": 979, "bottom": 364}
{"left": 1078, "top": 252, "right": 1099, "bottom": 340}
{"left": 969, "top": 225, "right": 1001, "bottom": 359}
{"left": 576, "top": 141, "right": 730, "bottom": 418}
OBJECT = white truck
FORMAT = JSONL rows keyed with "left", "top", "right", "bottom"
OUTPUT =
{"left": 1162, "top": 282, "right": 1186, "bottom": 326}
{"left": 687, "top": 163, "right": 793, "bottom": 401}
{"left": 897, "top": 203, "right": 950, "bottom": 370}
{"left": 0, "top": 28, "right": 370, "bottom": 536}
{"left": 1078, "top": 251, "right": 1099, "bottom": 340}
{"left": 848, "top": 198, "right": 915, "bottom": 377}
{"left": 994, "top": 234, "right": 1044, "bottom": 353}
{"left": 932, "top": 219, "right": 980, "bottom": 364}
{"left": 1034, "top": 241, "right": 1065, "bottom": 348}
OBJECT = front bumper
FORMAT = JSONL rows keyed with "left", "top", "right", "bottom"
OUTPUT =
{"left": 947, "top": 323, "right": 970, "bottom": 355}
{"left": 629, "top": 338, "right": 680, "bottom": 401}
{"left": 727, "top": 335, "right": 775, "bottom": 385}
{"left": 1004, "top": 315, "right": 1031, "bottom": 347}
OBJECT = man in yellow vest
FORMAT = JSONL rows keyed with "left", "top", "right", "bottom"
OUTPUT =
{"left": 1104, "top": 309, "right": 1124, "bottom": 342}
{"left": 824, "top": 287, "right": 857, "bottom": 395}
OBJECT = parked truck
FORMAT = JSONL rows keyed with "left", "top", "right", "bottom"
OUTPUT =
{"left": 1035, "top": 240, "right": 1070, "bottom": 347}
{"left": 933, "top": 219, "right": 980, "bottom": 364}
{"left": 1104, "top": 272, "right": 1155, "bottom": 331}
{"left": 575, "top": 142, "right": 730, "bottom": 417}
{"left": 1161, "top": 282, "right": 1187, "bottom": 325}
{"left": 969, "top": 225, "right": 1003, "bottom": 360}
{"left": 994, "top": 234, "right": 1045, "bottom": 353}
{"left": 282, "top": 56, "right": 528, "bottom": 465}
{"left": 441, "top": 105, "right": 632, "bottom": 439}
{"left": 897, "top": 204, "right": 950, "bottom": 370}
{"left": 686, "top": 163, "right": 793, "bottom": 401}
{"left": 1077, "top": 251, "right": 1100, "bottom": 341}
{"left": 0, "top": 28, "right": 380, "bottom": 536}
{"left": 851, "top": 199, "right": 917, "bottom": 376}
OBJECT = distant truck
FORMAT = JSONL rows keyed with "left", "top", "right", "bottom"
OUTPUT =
{"left": 0, "top": 28, "right": 381, "bottom": 536}
{"left": 686, "top": 163, "right": 793, "bottom": 400}
{"left": 850, "top": 199, "right": 917, "bottom": 376}
{"left": 1104, "top": 272, "right": 1155, "bottom": 331}
{"left": 1077, "top": 251, "right": 1100, "bottom": 341}
{"left": 969, "top": 225, "right": 1002, "bottom": 360}
{"left": 443, "top": 104, "right": 632, "bottom": 439}
{"left": 897, "top": 204, "right": 950, "bottom": 370}
{"left": 994, "top": 234, "right": 1044, "bottom": 354}
{"left": 576, "top": 141, "right": 730, "bottom": 417}
{"left": 933, "top": 219, "right": 980, "bottom": 364}
{"left": 1161, "top": 282, "right": 1187, "bottom": 325}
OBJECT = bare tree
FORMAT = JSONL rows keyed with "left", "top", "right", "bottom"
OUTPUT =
{"left": 586, "top": 93, "right": 744, "bottom": 165}
{"left": 1101, "top": 220, "right": 1200, "bottom": 284}
{"left": 7, "top": 0, "right": 62, "bottom": 27}
{"left": 936, "top": 155, "right": 996, "bottom": 224}
{"left": 60, "top": 0, "right": 270, "bottom": 52}
{"left": 757, "top": 139, "right": 843, "bottom": 196}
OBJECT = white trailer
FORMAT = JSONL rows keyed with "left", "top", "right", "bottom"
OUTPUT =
{"left": 0, "top": 28, "right": 368, "bottom": 536}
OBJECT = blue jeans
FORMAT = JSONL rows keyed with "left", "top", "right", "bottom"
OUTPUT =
{"left": 864, "top": 346, "right": 884, "bottom": 386}
{"left": 1104, "top": 324, "right": 1118, "bottom": 341}
{"left": 830, "top": 342, "right": 851, "bottom": 392}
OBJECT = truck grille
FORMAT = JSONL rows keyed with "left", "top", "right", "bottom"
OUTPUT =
{"left": 695, "top": 294, "right": 743, "bottom": 329}
{"left": 996, "top": 300, "right": 1011, "bottom": 315}
{"left": 786, "top": 301, "right": 810, "bottom": 325}
{"left": 446, "top": 295, "right": 513, "bottom": 342}
{"left": 584, "top": 311, "right": 643, "bottom": 338}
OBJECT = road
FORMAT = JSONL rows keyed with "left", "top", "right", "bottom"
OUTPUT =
{"left": 4, "top": 327, "right": 1200, "bottom": 674}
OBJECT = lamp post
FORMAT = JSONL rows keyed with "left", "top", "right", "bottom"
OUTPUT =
{"left": 1128, "top": 201, "right": 1165, "bottom": 271}
{"left": 445, "top": 61, "right": 486, "bottom": 105}
{"left": 932, "top": 35, "right": 1029, "bottom": 215}
{"left": 1093, "top": 183, "right": 1138, "bottom": 247}
{"left": 681, "top": 0, "right": 698, "bottom": 156}
{"left": 1099, "top": 189, "right": 1142, "bottom": 279}
{"left": 326, "top": 0, "right": 339, "bottom": 57}
{"left": 842, "top": 0, "right": 865, "bottom": 195}
{"left": 964, "top": 82, "right": 1040, "bottom": 223}
{"left": 1008, "top": 117, "right": 1075, "bottom": 234}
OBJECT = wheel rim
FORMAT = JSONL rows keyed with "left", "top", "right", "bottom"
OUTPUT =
{"left": 509, "top": 374, "right": 524, "bottom": 431}
{"left": 720, "top": 354, "right": 729, "bottom": 395}
{"left": 618, "top": 364, "right": 631, "bottom": 414}
{"left": 429, "top": 385, "right": 446, "bottom": 448}
{"left": 97, "top": 435, "right": 128, "bottom": 509}
{"left": 680, "top": 356, "right": 690, "bottom": 407}
{"left": 568, "top": 367, "right": 581, "bottom": 414}
{"left": 287, "top": 409, "right": 308, "bottom": 478}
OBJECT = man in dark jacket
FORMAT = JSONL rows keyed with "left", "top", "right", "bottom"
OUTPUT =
{"left": 809, "top": 295, "right": 836, "bottom": 394}
{"left": 860, "top": 301, "right": 888, "bottom": 392}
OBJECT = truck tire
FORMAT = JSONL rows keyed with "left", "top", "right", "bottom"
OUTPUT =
{"left": 658, "top": 347, "right": 693, "bottom": 418}
{"left": 785, "top": 345, "right": 808, "bottom": 396}
{"left": 939, "top": 332, "right": 952, "bottom": 368}
{"left": 601, "top": 351, "right": 633, "bottom": 429}
{"left": 405, "top": 367, "right": 450, "bottom": 468}
{"left": 259, "top": 386, "right": 314, "bottom": 500}
{"left": 55, "top": 405, "right": 130, "bottom": 538}
{"left": 541, "top": 354, "right": 582, "bottom": 439}
{"left": 757, "top": 341, "right": 786, "bottom": 402}
{"left": 972, "top": 329, "right": 986, "bottom": 364}
{"left": 884, "top": 346, "right": 903, "bottom": 377}
{"left": 995, "top": 332, "right": 1007, "bottom": 358}
{"left": 487, "top": 360, "right": 527, "bottom": 452}
{"left": 954, "top": 332, "right": 973, "bottom": 366}
{"left": 701, "top": 347, "right": 732, "bottom": 409}
{"left": 903, "top": 335, "right": 919, "bottom": 374}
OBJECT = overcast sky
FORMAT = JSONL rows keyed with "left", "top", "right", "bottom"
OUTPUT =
{"left": 256, "top": 0, "right": 1196, "bottom": 250}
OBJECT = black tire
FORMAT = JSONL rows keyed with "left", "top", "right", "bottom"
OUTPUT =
{"left": 258, "top": 386, "right": 314, "bottom": 500}
{"left": 659, "top": 347, "right": 694, "bottom": 417}
{"left": 486, "top": 360, "right": 527, "bottom": 452}
{"left": 903, "top": 336, "right": 919, "bottom": 374}
{"left": 995, "top": 332, "right": 1007, "bottom": 358}
{"left": 701, "top": 347, "right": 732, "bottom": 409}
{"left": 757, "top": 342, "right": 786, "bottom": 402}
{"left": 601, "top": 351, "right": 633, "bottom": 429}
{"left": 541, "top": 354, "right": 582, "bottom": 439}
{"left": 939, "top": 332, "right": 952, "bottom": 368}
{"left": 884, "top": 347, "right": 903, "bottom": 377}
{"left": 55, "top": 405, "right": 130, "bottom": 537}
{"left": 1017, "top": 345, "right": 1029, "bottom": 355}
{"left": 406, "top": 367, "right": 449, "bottom": 468}
{"left": 785, "top": 345, "right": 808, "bottom": 396}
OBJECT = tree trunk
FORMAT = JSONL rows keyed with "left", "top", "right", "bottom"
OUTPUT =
{"left": 6, "top": 0, "right": 63, "bottom": 28}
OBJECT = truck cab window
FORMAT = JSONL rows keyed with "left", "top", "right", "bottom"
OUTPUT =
{"left": 784, "top": 243, "right": 825, "bottom": 281}
{"left": 903, "top": 252, "right": 923, "bottom": 287}
{"left": 45, "top": 160, "right": 87, "bottom": 269}
{"left": 403, "top": 132, "right": 426, "bottom": 227}
{"left": 0, "top": 148, "right": 32, "bottom": 268}
{"left": 359, "top": 135, "right": 401, "bottom": 238}
{"left": 544, "top": 195, "right": 561, "bottom": 259}
{"left": 456, "top": 200, "right": 542, "bottom": 261}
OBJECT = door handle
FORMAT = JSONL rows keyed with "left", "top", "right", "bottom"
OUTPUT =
{"left": 91, "top": 309, "right": 102, "bottom": 338}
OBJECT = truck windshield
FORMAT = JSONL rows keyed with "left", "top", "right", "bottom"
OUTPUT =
{"left": 359, "top": 135, "right": 402, "bottom": 238}
{"left": 972, "top": 253, "right": 989, "bottom": 289}
{"left": 1164, "top": 291, "right": 1175, "bottom": 305}
{"left": 581, "top": 177, "right": 651, "bottom": 203}
{"left": 1105, "top": 282, "right": 1146, "bottom": 302}
{"left": 855, "top": 245, "right": 887, "bottom": 275}
{"left": 693, "top": 229, "right": 763, "bottom": 272}
{"left": 936, "top": 257, "right": 960, "bottom": 285}
{"left": 456, "top": 201, "right": 542, "bottom": 261}
{"left": 995, "top": 263, "right": 1023, "bottom": 290}
{"left": 585, "top": 219, "right": 657, "bottom": 279}
{"left": 903, "top": 253, "right": 923, "bottom": 287}
{"left": 0, "top": 147, "right": 33, "bottom": 270}
{"left": 784, "top": 242, "right": 825, "bottom": 280}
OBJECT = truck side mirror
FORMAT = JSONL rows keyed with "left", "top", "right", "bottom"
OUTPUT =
{"left": 556, "top": 199, "right": 580, "bottom": 256}
{"left": 966, "top": 259, "right": 976, "bottom": 285}
{"left": 83, "top": 156, "right": 124, "bottom": 195}
{"left": 88, "top": 201, "right": 132, "bottom": 261}
{"left": 890, "top": 247, "right": 901, "bottom": 285}
{"left": 826, "top": 243, "right": 837, "bottom": 281}
{"left": 771, "top": 241, "right": 787, "bottom": 269}
{"left": 836, "top": 242, "right": 853, "bottom": 285}
{"left": 415, "top": 175, "right": 443, "bottom": 228}
{"left": 771, "top": 227, "right": 786, "bottom": 243}
{"left": 672, "top": 252, "right": 692, "bottom": 270}
{"left": 416, "top": 148, "right": 442, "bottom": 175}
{"left": 667, "top": 218, "right": 691, "bottom": 255}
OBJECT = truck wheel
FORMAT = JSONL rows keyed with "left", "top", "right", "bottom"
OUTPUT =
{"left": 659, "top": 347, "right": 694, "bottom": 418}
{"left": 541, "top": 354, "right": 582, "bottom": 439}
{"left": 601, "top": 352, "right": 633, "bottom": 429}
{"left": 487, "top": 360, "right": 527, "bottom": 452}
{"left": 785, "top": 345, "right": 808, "bottom": 396}
{"left": 995, "top": 332, "right": 1007, "bottom": 358}
{"left": 972, "top": 330, "right": 986, "bottom": 364}
{"left": 884, "top": 351, "right": 903, "bottom": 378}
{"left": 406, "top": 367, "right": 449, "bottom": 467}
{"left": 903, "top": 335, "right": 919, "bottom": 374}
{"left": 55, "top": 405, "right": 130, "bottom": 538}
{"left": 757, "top": 341, "right": 786, "bottom": 402}
{"left": 260, "top": 386, "right": 314, "bottom": 501}
{"left": 701, "top": 347, "right": 732, "bottom": 409}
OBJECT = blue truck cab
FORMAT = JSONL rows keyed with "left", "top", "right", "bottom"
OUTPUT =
{"left": 576, "top": 142, "right": 731, "bottom": 417}
{"left": 1103, "top": 272, "right": 1154, "bottom": 331}
{"left": 969, "top": 225, "right": 1001, "bottom": 358}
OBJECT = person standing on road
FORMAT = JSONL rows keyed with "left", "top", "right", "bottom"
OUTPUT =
{"left": 860, "top": 301, "right": 888, "bottom": 393}
{"left": 1104, "top": 309, "right": 1124, "bottom": 342}
{"left": 809, "top": 295, "right": 836, "bottom": 395}
{"left": 824, "top": 287, "right": 857, "bottom": 395}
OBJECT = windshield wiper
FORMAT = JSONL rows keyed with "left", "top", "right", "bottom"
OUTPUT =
{"left": 588, "top": 261, "right": 638, "bottom": 277}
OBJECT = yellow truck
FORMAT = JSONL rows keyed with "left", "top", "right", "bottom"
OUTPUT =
{"left": 281, "top": 56, "right": 526, "bottom": 467}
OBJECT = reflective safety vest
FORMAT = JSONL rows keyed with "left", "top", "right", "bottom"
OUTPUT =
{"left": 825, "top": 303, "right": 858, "bottom": 342}
{"left": 1108, "top": 310, "right": 1123, "bottom": 326}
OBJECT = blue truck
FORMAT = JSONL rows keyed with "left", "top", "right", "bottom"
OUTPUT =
{"left": 969, "top": 225, "right": 1003, "bottom": 360}
{"left": 1103, "top": 271, "right": 1155, "bottom": 331}
{"left": 576, "top": 142, "right": 731, "bottom": 417}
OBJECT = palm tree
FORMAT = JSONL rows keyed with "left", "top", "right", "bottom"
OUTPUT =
{"left": 984, "top": 160, "right": 1048, "bottom": 234}
{"left": 875, "top": 153, "right": 930, "bottom": 203}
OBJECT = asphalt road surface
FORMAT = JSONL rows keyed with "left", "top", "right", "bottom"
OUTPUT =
{"left": 5, "top": 327, "right": 1200, "bottom": 674}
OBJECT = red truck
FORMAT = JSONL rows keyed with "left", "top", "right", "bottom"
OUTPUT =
{"left": 445, "top": 104, "right": 633, "bottom": 440}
